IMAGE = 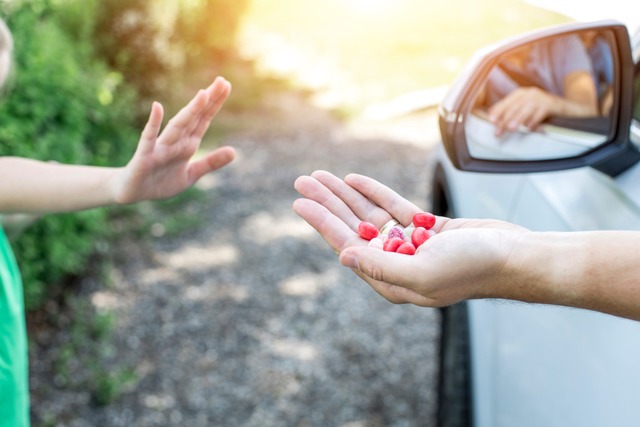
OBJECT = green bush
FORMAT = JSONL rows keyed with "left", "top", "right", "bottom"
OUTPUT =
{"left": 92, "top": 0, "right": 249, "bottom": 101}
{"left": 92, "top": 0, "right": 169, "bottom": 101}
{"left": 0, "top": 0, "right": 251, "bottom": 310}
{"left": 0, "top": 1, "right": 139, "bottom": 309}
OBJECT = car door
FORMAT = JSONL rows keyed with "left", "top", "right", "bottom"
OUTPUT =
{"left": 435, "top": 21, "right": 640, "bottom": 427}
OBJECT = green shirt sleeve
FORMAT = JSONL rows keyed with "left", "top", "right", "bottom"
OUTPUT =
{"left": 0, "top": 226, "right": 30, "bottom": 427}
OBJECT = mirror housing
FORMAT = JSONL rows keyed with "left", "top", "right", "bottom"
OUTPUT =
{"left": 439, "top": 21, "right": 639, "bottom": 176}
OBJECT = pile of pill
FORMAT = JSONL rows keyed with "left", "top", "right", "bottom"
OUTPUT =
{"left": 357, "top": 212, "right": 437, "bottom": 255}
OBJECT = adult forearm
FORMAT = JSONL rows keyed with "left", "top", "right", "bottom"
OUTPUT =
{"left": 0, "top": 157, "right": 120, "bottom": 213}
{"left": 506, "top": 231, "right": 640, "bottom": 320}
{"left": 551, "top": 96, "right": 599, "bottom": 118}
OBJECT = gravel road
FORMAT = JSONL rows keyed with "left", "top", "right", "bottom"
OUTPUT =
{"left": 28, "top": 91, "right": 443, "bottom": 427}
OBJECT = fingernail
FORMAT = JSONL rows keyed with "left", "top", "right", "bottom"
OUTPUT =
{"left": 340, "top": 251, "right": 359, "bottom": 270}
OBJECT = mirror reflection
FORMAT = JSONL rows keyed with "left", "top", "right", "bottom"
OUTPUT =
{"left": 466, "top": 30, "right": 615, "bottom": 161}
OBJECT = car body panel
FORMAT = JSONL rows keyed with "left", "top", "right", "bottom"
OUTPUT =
{"left": 469, "top": 300, "right": 640, "bottom": 427}
{"left": 513, "top": 167, "right": 640, "bottom": 232}
{"left": 431, "top": 145, "right": 525, "bottom": 222}
{"left": 433, "top": 20, "right": 640, "bottom": 427}
{"left": 434, "top": 133, "right": 640, "bottom": 427}
{"left": 438, "top": 143, "right": 640, "bottom": 232}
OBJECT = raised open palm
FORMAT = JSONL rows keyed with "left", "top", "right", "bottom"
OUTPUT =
{"left": 113, "top": 76, "right": 236, "bottom": 204}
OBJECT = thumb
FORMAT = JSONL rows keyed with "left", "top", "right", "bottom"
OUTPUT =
{"left": 339, "top": 246, "right": 440, "bottom": 306}
{"left": 187, "top": 146, "right": 236, "bottom": 183}
{"left": 339, "top": 246, "right": 416, "bottom": 288}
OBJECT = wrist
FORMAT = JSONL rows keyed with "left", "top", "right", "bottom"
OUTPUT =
{"left": 500, "top": 232, "right": 588, "bottom": 308}
{"left": 104, "top": 167, "right": 129, "bottom": 206}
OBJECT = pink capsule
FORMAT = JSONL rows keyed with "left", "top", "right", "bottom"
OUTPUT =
{"left": 383, "top": 237, "right": 405, "bottom": 252}
{"left": 396, "top": 242, "right": 416, "bottom": 255}
{"left": 411, "top": 227, "right": 431, "bottom": 248}
{"left": 413, "top": 212, "right": 436, "bottom": 230}
{"left": 358, "top": 221, "right": 379, "bottom": 241}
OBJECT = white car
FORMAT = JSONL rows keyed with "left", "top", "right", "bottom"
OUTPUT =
{"left": 431, "top": 20, "right": 640, "bottom": 427}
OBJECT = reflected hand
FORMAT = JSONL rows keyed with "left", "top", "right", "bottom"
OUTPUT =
{"left": 488, "top": 87, "right": 555, "bottom": 137}
{"left": 293, "top": 171, "right": 529, "bottom": 307}
{"left": 112, "top": 76, "right": 236, "bottom": 204}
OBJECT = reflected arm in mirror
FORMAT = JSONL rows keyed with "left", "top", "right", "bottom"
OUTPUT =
{"left": 488, "top": 70, "right": 598, "bottom": 137}
{"left": 478, "top": 34, "right": 602, "bottom": 137}
{"left": 465, "top": 109, "right": 606, "bottom": 161}
{"left": 440, "top": 24, "right": 633, "bottom": 174}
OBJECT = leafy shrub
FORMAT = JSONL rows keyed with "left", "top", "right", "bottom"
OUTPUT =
{"left": 0, "top": 0, "right": 251, "bottom": 310}
{"left": 0, "top": 1, "right": 139, "bottom": 309}
{"left": 91, "top": 0, "right": 169, "bottom": 101}
{"left": 92, "top": 0, "right": 249, "bottom": 101}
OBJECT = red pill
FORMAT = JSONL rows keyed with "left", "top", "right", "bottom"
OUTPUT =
{"left": 383, "top": 237, "right": 405, "bottom": 252}
{"left": 396, "top": 242, "right": 416, "bottom": 255}
{"left": 411, "top": 227, "right": 431, "bottom": 248}
{"left": 358, "top": 221, "right": 379, "bottom": 241}
{"left": 413, "top": 212, "right": 436, "bottom": 229}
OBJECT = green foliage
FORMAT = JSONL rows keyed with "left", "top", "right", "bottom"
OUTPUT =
{"left": 0, "top": 1, "right": 139, "bottom": 309}
{"left": 139, "top": 186, "right": 208, "bottom": 237}
{"left": 92, "top": 0, "right": 168, "bottom": 100}
{"left": 92, "top": 368, "right": 137, "bottom": 406}
{"left": 92, "top": 0, "right": 250, "bottom": 100}
{"left": 15, "top": 211, "right": 108, "bottom": 309}
{"left": 51, "top": 294, "right": 136, "bottom": 407}
{"left": 0, "top": 0, "right": 250, "bottom": 311}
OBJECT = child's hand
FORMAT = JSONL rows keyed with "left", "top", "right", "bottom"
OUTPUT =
{"left": 112, "top": 76, "right": 236, "bottom": 204}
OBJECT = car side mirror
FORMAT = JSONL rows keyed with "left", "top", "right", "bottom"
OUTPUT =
{"left": 439, "top": 21, "right": 639, "bottom": 176}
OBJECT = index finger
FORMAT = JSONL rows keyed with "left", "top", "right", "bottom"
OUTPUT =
{"left": 292, "top": 198, "right": 365, "bottom": 253}
{"left": 162, "top": 77, "right": 230, "bottom": 144}
{"left": 294, "top": 174, "right": 363, "bottom": 231}
{"left": 310, "top": 170, "right": 395, "bottom": 230}
{"left": 191, "top": 77, "right": 232, "bottom": 139}
{"left": 344, "top": 174, "right": 423, "bottom": 227}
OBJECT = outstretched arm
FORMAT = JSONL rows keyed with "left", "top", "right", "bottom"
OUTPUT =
{"left": 293, "top": 171, "right": 640, "bottom": 320}
{"left": 488, "top": 71, "right": 598, "bottom": 136}
{"left": 0, "top": 76, "right": 235, "bottom": 214}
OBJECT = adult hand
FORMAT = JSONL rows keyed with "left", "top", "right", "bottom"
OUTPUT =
{"left": 113, "top": 76, "right": 236, "bottom": 204}
{"left": 488, "top": 71, "right": 598, "bottom": 137}
{"left": 488, "top": 86, "right": 555, "bottom": 137}
{"left": 293, "top": 171, "right": 528, "bottom": 307}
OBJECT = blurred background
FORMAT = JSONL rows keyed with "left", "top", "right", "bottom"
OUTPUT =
{"left": 0, "top": 0, "right": 570, "bottom": 307}
{"left": 0, "top": 0, "right": 620, "bottom": 425}
{"left": 0, "top": 0, "right": 568, "bottom": 307}
{"left": 239, "top": 0, "right": 571, "bottom": 113}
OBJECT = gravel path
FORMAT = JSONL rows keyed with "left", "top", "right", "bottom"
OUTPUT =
{"left": 29, "top": 91, "right": 442, "bottom": 427}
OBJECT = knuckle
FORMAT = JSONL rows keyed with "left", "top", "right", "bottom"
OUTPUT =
{"left": 367, "top": 263, "right": 386, "bottom": 283}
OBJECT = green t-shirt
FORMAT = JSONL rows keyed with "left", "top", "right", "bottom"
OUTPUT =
{"left": 0, "top": 226, "right": 29, "bottom": 427}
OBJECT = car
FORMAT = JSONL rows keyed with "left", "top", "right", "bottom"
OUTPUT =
{"left": 430, "top": 20, "right": 640, "bottom": 427}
